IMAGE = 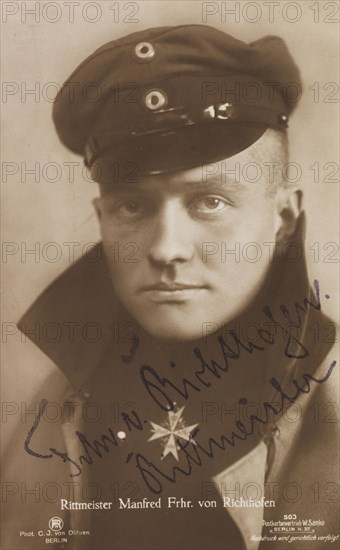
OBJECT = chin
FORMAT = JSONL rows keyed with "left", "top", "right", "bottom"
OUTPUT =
{"left": 145, "top": 325, "right": 205, "bottom": 342}
{"left": 122, "top": 299, "right": 235, "bottom": 343}
{"left": 131, "top": 313, "right": 204, "bottom": 342}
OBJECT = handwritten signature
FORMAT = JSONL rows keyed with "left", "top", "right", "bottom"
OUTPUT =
{"left": 24, "top": 360, "right": 336, "bottom": 493}
{"left": 24, "top": 279, "right": 336, "bottom": 493}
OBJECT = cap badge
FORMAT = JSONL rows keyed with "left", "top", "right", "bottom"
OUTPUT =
{"left": 134, "top": 41, "right": 155, "bottom": 61}
{"left": 144, "top": 89, "right": 167, "bottom": 110}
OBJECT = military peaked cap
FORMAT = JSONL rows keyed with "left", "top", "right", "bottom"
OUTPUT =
{"left": 53, "top": 25, "right": 302, "bottom": 175}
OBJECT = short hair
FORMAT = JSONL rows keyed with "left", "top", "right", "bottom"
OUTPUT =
{"left": 249, "top": 128, "right": 289, "bottom": 196}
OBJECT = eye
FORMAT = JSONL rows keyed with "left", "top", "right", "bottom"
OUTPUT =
{"left": 192, "top": 196, "right": 228, "bottom": 213}
{"left": 118, "top": 200, "right": 144, "bottom": 216}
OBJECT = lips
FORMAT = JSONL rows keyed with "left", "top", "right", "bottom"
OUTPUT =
{"left": 139, "top": 282, "right": 208, "bottom": 303}
{"left": 140, "top": 282, "right": 207, "bottom": 291}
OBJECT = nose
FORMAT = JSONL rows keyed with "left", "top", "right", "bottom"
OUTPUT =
{"left": 147, "top": 200, "right": 195, "bottom": 266}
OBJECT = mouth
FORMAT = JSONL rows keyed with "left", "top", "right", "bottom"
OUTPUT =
{"left": 141, "top": 282, "right": 207, "bottom": 291}
{"left": 140, "top": 282, "right": 209, "bottom": 303}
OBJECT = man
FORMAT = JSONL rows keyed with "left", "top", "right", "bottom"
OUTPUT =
{"left": 3, "top": 25, "right": 338, "bottom": 550}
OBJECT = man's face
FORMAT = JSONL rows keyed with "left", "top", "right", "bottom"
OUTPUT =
{"left": 94, "top": 140, "right": 284, "bottom": 342}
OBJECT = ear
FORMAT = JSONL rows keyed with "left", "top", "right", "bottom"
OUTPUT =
{"left": 274, "top": 188, "right": 303, "bottom": 242}
{"left": 92, "top": 197, "right": 103, "bottom": 222}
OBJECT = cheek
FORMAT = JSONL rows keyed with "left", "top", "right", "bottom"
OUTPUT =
{"left": 100, "top": 220, "right": 138, "bottom": 278}
{"left": 206, "top": 207, "right": 277, "bottom": 286}
{"left": 205, "top": 205, "right": 277, "bottom": 258}
{"left": 236, "top": 202, "right": 277, "bottom": 242}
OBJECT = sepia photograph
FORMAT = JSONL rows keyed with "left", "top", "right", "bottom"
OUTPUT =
{"left": 1, "top": 1, "right": 339, "bottom": 549}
